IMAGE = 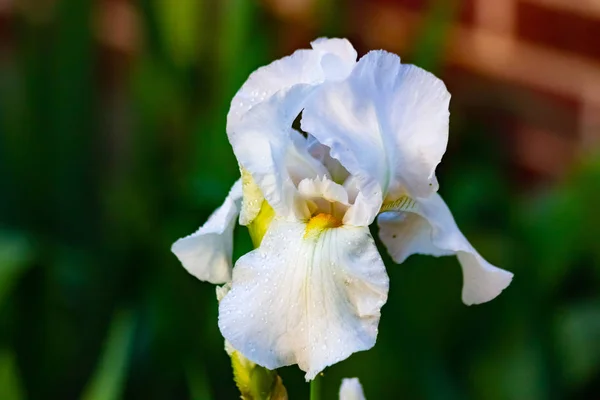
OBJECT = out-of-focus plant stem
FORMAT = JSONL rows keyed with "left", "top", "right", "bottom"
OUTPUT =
{"left": 310, "top": 376, "right": 321, "bottom": 400}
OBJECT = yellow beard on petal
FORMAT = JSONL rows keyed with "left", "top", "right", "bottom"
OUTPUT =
{"left": 304, "top": 213, "right": 342, "bottom": 240}
{"left": 241, "top": 167, "right": 345, "bottom": 246}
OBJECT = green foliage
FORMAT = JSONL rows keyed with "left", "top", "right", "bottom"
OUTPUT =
{"left": 0, "top": 350, "right": 24, "bottom": 400}
{"left": 154, "top": 0, "right": 204, "bottom": 68}
{"left": 554, "top": 300, "right": 600, "bottom": 389}
{"left": 412, "top": 0, "right": 460, "bottom": 72}
{"left": 82, "top": 310, "right": 136, "bottom": 400}
{"left": 0, "top": 232, "right": 33, "bottom": 308}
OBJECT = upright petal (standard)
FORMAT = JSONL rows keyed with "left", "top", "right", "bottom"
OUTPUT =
{"left": 228, "top": 39, "right": 357, "bottom": 221}
{"left": 302, "top": 50, "right": 450, "bottom": 225}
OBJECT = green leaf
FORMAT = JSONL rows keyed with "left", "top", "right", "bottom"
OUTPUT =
{"left": 0, "top": 350, "right": 24, "bottom": 400}
{"left": 0, "top": 231, "right": 33, "bottom": 308}
{"left": 154, "top": 0, "right": 203, "bottom": 67}
{"left": 554, "top": 300, "right": 600, "bottom": 390}
{"left": 412, "top": 0, "right": 459, "bottom": 71}
{"left": 185, "top": 362, "right": 214, "bottom": 400}
{"left": 81, "top": 310, "right": 136, "bottom": 400}
{"left": 469, "top": 328, "right": 549, "bottom": 400}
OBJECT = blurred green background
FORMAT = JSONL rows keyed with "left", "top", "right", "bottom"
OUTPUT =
{"left": 1, "top": 0, "right": 600, "bottom": 399}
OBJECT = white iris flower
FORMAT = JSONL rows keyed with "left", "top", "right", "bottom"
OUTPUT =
{"left": 172, "top": 38, "right": 513, "bottom": 381}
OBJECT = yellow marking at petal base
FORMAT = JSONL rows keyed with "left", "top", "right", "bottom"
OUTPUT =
{"left": 240, "top": 167, "right": 265, "bottom": 226}
{"left": 240, "top": 167, "right": 276, "bottom": 248}
{"left": 304, "top": 213, "right": 342, "bottom": 240}
{"left": 379, "top": 195, "right": 418, "bottom": 213}
{"left": 247, "top": 200, "right": 275, "bottom": 248}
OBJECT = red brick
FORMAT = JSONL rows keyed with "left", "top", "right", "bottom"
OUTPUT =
{"left": 517, "top": 2, "right": 600, "bottom": 60}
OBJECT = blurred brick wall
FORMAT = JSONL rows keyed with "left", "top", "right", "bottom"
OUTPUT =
{"left": 359, "top": 0, "right": 600, "bottom": 181}
{"left": 5, "top": 0, "right": 600, "bottom": 182}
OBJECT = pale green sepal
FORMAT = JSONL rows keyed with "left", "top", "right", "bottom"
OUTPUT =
{"left": 231, "top": 351, "right": 288, "bottom": 400}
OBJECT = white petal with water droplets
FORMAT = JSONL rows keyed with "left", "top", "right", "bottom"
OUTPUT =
{"left": 171, "top": 180, "right": 242, "bottom": 284}
{"left": 229, "top": 87, "right": 324, "bottom": 220}
{"left": 298, "top": 175, "right": 350, "bottom": 218}
{"left": 302, "top": 50, "right": 450, "bottom": 224}
{"left": 378, "top": 193, "right": 513, "bottom": 305}
{"left": 227, "top": 39, "right": 357, "bottom": 221}
{"left": 310, "top": 37, "right": 357, "bottom": 81}
{"left": 339, "top": 377, "right": 366, "bottom": 400}
{"left": 218, "top": 219, "right": 389, "bottom": 380}
{"left": 228, "top": 38, "right": 356, "bottom": 130}
{"left": 298, "top": 176, "right": 349, "bottom": 205}
{"left": 378, "top": 211, "right": 451, "bottom": 263}
{"left": 307, "top": 135, "right": 350, "bottom": 184}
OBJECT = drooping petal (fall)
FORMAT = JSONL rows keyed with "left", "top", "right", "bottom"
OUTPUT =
{"left": 302, "top": 50, "right": 450, "bottom": 225}
{"left": 377, "top": 211, "right": 451, "bottom": 263}
{"left": 171, "top": 180, "right": 242, "bottom": 284}
{"left": 218, "top": 219, "right": 389, "bottom": 380}
{"left": 378, "top": 193, "right": 512, "bottom": 305}
{"left": 339, "top": 378, "right": 366, "bottom": 400}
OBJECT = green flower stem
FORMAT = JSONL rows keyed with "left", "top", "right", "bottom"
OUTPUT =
{"left": 310, "top": 376, "right": 320, "bottom": 400}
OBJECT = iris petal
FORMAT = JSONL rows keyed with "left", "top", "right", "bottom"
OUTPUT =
{"left": 302, "top": 50, "right": 451, "bottom": 225}
{"left": 378, "top": 193, "right": 513, "bottom": 305}
{"left": 228, "top": 39, "right": 357, "bottom": 221}
{"left": 218, "top": 219, "right": 389, "bottom": 380}
{"left": 339, "top": 377, "right": 366, "bottom": 400}
{"left": 171, "top": 180, "right": 242, "bottom": 284}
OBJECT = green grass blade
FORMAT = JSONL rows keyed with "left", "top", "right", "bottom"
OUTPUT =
{"left": 81, "top": 310, "right": 136, "bottom": 400}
